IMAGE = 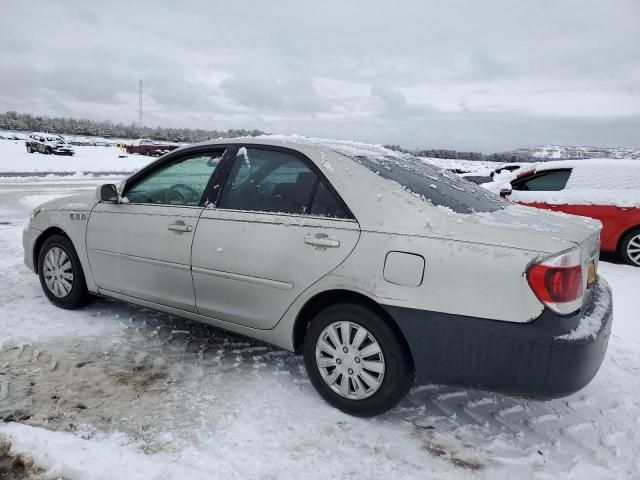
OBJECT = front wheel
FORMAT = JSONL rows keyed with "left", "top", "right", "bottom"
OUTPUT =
{"left": 303, "top": 303, "right": 414, "bottom": 417}
{"left": 38, "top": 234, "right": 93, "bottom": 309}
{"left": 26, "top": 144, "right": 33, "bottom": 153}
{"left": 620, "top": 228, "right": 640, "bottom": 267}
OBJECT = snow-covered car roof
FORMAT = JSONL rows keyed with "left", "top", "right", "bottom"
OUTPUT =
{"left": 510, "top": 159, "right": 640, "bottom": 207}
{"left": 30, "top": 132, "right": 63, "bottom": 137}
{"left": 533, "top": 159, "right": 640, "bottom": 190}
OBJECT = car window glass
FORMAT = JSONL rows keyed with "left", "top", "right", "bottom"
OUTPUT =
{"left": 310, "top": 180, "right": 348, "bottom": 218}
{"left": 349, "top": 153, "right": 505, "bottom": 213}
{"left": 218, "top": 148, "right": 318, "bottom": 215}
{"left": 125, "top": 150, "right": 224, "bottom": 206}
{"left": 512, "top": 170, "right": 571, "bottom": 191}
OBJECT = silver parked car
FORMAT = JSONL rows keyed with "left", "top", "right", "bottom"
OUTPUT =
{"left": 23, "top": 138, "right": 612, "bottom": 416}
{"left": 25, "top": 132, "right": 75, "bottom": 155}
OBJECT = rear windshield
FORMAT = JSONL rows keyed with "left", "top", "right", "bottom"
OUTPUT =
{"left": 345, "top": 152, "right": 505, "bottom": 213}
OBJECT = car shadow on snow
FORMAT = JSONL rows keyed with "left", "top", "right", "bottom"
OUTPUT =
{"left": 0, "top": 296, "right": 629, "bottom": 469}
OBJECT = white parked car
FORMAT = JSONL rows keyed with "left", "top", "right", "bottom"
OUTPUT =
{"left": 25, "top": 132, "right": 75, "bottom": 155}
{"left": 23, "top": 138, "right": 612, "bottom": 416}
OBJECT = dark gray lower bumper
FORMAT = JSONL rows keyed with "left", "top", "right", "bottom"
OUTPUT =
{"left": 383, "top": 277, "right": 613, "bottom": 398}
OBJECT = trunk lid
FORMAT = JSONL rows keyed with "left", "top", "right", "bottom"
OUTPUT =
{"left": 462, "top": 203, "right": 602, "bottom": 254}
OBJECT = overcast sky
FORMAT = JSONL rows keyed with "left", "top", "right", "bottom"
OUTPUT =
{"left": 1, "top": 0, "right": 639, "bottom": 151}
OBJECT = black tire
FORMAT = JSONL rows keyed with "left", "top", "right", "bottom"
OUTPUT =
{"left": 45, "top": 147, "right": 52, "bottom": 155}
{"left": 303, "top": 302, "right": 414, "bottom": 417}
{"left": 619, "top": 227, "right": 640, "bottom": 267}
{"left": 37, "top": 234, "right": 93, "bottom": 309}
{"left": 26, "top": 144, "right": 33, "bottom": 153}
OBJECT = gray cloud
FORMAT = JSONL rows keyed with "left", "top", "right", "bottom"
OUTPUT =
{"left": 221, "top": 72, "right": 330, "bottom": 114}
{"left": 1, "top": 0, "right": 638, "bottom": 151}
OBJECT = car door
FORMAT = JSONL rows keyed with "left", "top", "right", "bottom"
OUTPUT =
{"left": 509, "top": 168, "right": 620, "bottom": 246}
{"left": 86, "top": 148, "right": 226, "bottom": 312}
{"left": 191, "top": 145, "right": 360, "bottom": 329}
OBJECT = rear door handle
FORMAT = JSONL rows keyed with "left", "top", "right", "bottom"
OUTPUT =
{"left": 304, "top": 234, "right": 340, "bottom": 248}
{"left": 168, "top": 223, "right": 193, "bottom": 232}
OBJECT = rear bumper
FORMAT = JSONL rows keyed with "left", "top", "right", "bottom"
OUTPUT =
{"left": 384, "top": 277, "right": 613, "bottom": 398}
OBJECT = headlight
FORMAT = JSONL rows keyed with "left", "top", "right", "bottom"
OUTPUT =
{"left": 30, "top": 207, "right": 41, "bottom": 219}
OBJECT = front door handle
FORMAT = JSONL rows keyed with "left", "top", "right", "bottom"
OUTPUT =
{"left": 168, "top": 223, "right": 193, "bottom": 233}
{"left": 304, "top": 234, "right": 340, "bottom": 248}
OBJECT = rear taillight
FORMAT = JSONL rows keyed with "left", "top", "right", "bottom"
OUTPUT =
{"left": 526, "top": 248, "right": 584, "bottom": 315}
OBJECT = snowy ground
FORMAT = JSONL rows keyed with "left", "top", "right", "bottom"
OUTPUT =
{"left": 0, "top": 147, "right": 639, "bottom": 479}
{"left": 0, "top": 139, "right": 152, "bottom": 175}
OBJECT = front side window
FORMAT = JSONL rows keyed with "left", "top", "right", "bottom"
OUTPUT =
{"left": 125, "top": 150, "right": 223, "bottom": 206}
{"left": 512, "top": 170, "right": 571, "bottom": 192}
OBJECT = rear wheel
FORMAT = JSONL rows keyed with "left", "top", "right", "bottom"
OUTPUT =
{"left": 38, "top": 235, "right": 93, "bottom": 309}
{"left": 620, "top": 228, "right": 640, "bottom": 267}
{"left": 26, "top": 144, "right": 33, "bottom": 153}
{"left": 303, "top": 303, "right": 414, "bottom": 417}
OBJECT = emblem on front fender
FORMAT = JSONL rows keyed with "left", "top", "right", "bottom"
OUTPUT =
{"left": 69, "top": 212, "right": 87, "bottom": 221}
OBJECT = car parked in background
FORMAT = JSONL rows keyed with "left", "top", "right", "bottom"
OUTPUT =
{"left": 462, "top": 163, "right": 530, "bottom": 185}
{"left": 501, "top": 159, "right": 640, "bottom": 266}
{"left": 23, "top": 138, "right": 612, "bottom": 416}
{"left": 126, "top": 139, "right": 180, "bottom": 156}
{"left": 25, "top": 133, "right": 75, "bottom": 155}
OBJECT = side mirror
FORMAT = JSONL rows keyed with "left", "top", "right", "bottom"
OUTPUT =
{"left": 499, "top": 184, "right": 513, "bottom": 198}
{"left": 96, "top": 184, "right": 119, "bottom": 203}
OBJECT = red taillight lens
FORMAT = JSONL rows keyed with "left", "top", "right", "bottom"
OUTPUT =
{"left": 526, "top": 249, "right": 584, "bottom": 315}
{"left": 527, "top": 264, "right": 582, "bottom": 303}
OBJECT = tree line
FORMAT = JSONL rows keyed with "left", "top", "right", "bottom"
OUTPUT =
{"left": 0, "top": 111, "right": 266, "bottom": 143}
{"left": 1, "top": 111, "right": 534, "bottom": 161}
{"left": 384, "top": 144, "right": 534, "bottom": 163}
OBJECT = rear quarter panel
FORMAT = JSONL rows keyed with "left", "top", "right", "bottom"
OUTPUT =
{"left": 273, "top": 231, "right": 546, "bottom": 349}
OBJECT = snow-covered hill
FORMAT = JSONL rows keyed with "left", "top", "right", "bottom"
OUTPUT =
{"left": 510, "top": 145, "right": 640, "bottom": 161}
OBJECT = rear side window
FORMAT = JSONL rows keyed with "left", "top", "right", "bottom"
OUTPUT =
{"left": 219, "top": 148, "right": 350, "bottom": 218}
{"left": 219, "top": 148, "right": 318, "bottom": 215}
{"left": 310, "top": 180, "right": 348, "bottom": 218}
{"left": 512, "top": 170, "right": 571, "bottom": 191}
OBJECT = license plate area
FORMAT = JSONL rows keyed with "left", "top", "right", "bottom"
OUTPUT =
{"left": 587, "top": 259, "right": 597, "bottom": 288}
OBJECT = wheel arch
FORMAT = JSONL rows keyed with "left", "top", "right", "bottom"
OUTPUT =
{"left": 33, "top": 227, "right": 71, "bottom": 273}
{"left": 292, "top": 289, "right": 415, "bottom": 369}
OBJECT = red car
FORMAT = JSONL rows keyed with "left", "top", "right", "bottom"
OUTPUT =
{"left": 126, "top": 139, "right": 180, "bottom": 156}
{"left": 500, "top": 159, "right": 640, "bottom": 266}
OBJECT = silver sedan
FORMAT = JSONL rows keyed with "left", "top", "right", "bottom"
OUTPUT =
{"left": 23, "top": 137, "right": 612, "bottom": 416}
